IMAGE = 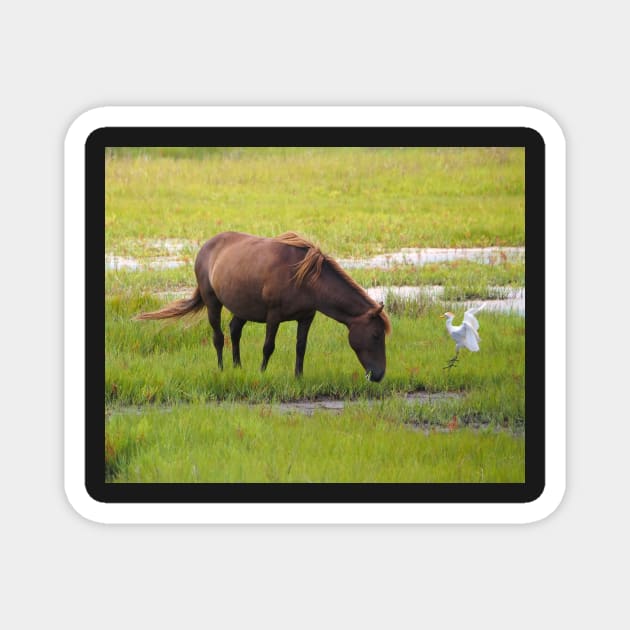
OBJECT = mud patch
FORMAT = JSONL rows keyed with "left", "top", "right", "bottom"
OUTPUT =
{"left": 277, "top": 399, "right": 346, "bottom": 415}
{"left": 108, "top": 390, "right": 464, "bottom": 421}
{"left": 404, "top": 417, "right": 524, "bottom": 435}
{"left": 276, "top": 390, "right": 462, "bottom": 416}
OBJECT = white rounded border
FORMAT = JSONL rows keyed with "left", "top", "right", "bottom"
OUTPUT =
{"left": 64, "top": 106, "right": 565, "bottom": 524}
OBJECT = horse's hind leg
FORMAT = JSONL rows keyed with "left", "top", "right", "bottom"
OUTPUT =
{"left": 205, "top": 297, "right": 224, "bottom": 370}
{"left": 229, "top": 316, "right": 246, "bottom": 367}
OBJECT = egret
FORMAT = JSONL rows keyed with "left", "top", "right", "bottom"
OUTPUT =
{"left": 441, "top": 304, "right": 486, "bottom": 369}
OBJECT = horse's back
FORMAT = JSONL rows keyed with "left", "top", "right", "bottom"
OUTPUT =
{"left": 195, "top": 232, "right": 308, "bottom": 322}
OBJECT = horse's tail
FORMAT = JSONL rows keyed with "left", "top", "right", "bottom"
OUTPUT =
{"left": 135, "top": 287, "right": 205, "bottom": 321}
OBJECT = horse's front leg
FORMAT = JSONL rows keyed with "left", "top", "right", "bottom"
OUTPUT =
{"left": 295, "top": 314, "right": 315, "bottom": 377}
{"left": 229, "top": 316, "right": 247, "bottom": 367}
{"left": 260, "top": 319, "right": 280, "bottom": 372}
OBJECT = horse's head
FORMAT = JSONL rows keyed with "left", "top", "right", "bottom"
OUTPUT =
{"left": 348, "top": 303, "right": 389, "bottom": 382}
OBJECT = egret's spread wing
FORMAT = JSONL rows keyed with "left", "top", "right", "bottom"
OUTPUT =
{"left": 449, "top": 324, "right": 467, "bottom": 346}
{"left": 463, "top": 303, "right": 485, "bottom": 331}
{"left": 461, "top": 322, "right": 480, "bottom": 351}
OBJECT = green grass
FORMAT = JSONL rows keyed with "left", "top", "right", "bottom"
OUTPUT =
{"left": 107, "top": 290, "right": 524, "bottom": 418}
{"left": 106, "top": 147, "right": 525, "bottom": 258}
{"left": 106, "top": 403, "right": 524, "bottom": 483}
{"left": 105, "top": 146, "right": 526, "bottom": 483}
{"left": 354, "top": 259, "right": 523, "bottom": 285}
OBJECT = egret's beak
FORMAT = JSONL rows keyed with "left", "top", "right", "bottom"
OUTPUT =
{"left": 439, "top": 314, "right": 446, "bottom": 319}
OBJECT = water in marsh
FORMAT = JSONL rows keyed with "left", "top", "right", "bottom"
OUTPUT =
{"left": 108, "top": 245, "right": 525, "bottom": 315}
{"left": 105, "top": 239, "right": 194, "bottom": 270}
{"left": 339, "top": 247, "right": 524, "bottom": 268}
{"left": 107, "top": 392, "right": 521, "bottom": 434}
{"left": 106, "top": 254, "right": 185, "bottom": 271}
{"left": 276, "top": 390, "right": 462, "bottom": 415}
{"left": 366, "top": 286, "right": 525, "bottom": 315}
{"left": 153, "top": 285, "right": 525, "bottom": 316}
{"left": 108, "top": 390, "right": 464, "bottom": 421}
{"left": 105, "top": 245, "right": 525, "bottom": 271}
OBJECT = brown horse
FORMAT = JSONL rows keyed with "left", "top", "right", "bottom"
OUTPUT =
{"left": 136, "top": 231, "right": 391, "bottom": 381}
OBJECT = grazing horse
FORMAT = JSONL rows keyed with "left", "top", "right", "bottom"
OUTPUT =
{"left": 136, "top": 231, "right": 391, "bottom": 381}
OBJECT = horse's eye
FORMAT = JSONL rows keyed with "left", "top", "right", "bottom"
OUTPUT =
{"left": 372, "top": 332, "right": 380, "bottom": 340}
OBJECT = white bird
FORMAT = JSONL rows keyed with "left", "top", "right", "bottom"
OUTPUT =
{"left": 441, "top": 304, "right": 486, "bottom": 368}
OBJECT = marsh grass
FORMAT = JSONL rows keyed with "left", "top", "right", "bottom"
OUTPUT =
{"left": 107, "top": 292, "right": 524, "bottom": 419}
{"left": 104, "top": 146, "right": 526, "bottom": 483}
{"left": 106, "top": 258, "right": 525, "bottom": 303}
{"left": 351, "top": 259, "right": 524, "bottom": 289}
{"left": 105, "top": 286, "right": 524, "bottom": 482}
{"left": 106, "top": 147, "right": 524, "bottom": 257}
{"left": 105, "top": 403, "right": 525, "bottom": 483}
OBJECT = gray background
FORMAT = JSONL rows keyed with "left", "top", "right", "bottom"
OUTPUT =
{"left": 2, "top": 1, "right": 626, "bottom": 627}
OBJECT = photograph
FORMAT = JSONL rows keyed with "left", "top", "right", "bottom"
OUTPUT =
{"left": 102, "top": 142, "right": 530, "bottom": 490}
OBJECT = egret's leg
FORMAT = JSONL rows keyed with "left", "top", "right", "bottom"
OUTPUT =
{"left": 443, "top": 349, "right": 460, "bottom": 369}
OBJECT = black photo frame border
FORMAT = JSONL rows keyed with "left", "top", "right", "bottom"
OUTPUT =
{"left": 89, "top": 126, "right": 544, "bottom": 504}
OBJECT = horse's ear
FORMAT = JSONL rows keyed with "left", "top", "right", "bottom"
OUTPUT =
{"left": 370, "top": 303, "right": 384, "bottom": 317}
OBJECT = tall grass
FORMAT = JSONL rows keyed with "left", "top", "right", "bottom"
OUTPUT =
{"left": 106, "top": 403, "right": 525, "bottom": 483}
{"left": 107, "top": 291, "right": 524, "bottom": 423}
{"left": 106, "top": 147, "right": 524, "bottom": 257}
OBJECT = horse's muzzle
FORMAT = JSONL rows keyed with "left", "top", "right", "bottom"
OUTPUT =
{"left": 366, "top": 369, "right": 385, "bottom": 383}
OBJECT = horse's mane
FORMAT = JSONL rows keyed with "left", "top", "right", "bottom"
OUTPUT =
{"left": 274, "top": 232, "right": 392, "bottom": 334}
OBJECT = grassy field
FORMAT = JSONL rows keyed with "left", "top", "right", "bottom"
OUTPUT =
{"left": 105, "top": 147, "right": 526, "bottom": 483}
{"left": 106, "top": 404, "right": 524, "bottom": 483}
{"left": 106, "top": 147, "right": 524, "bottom": 258}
